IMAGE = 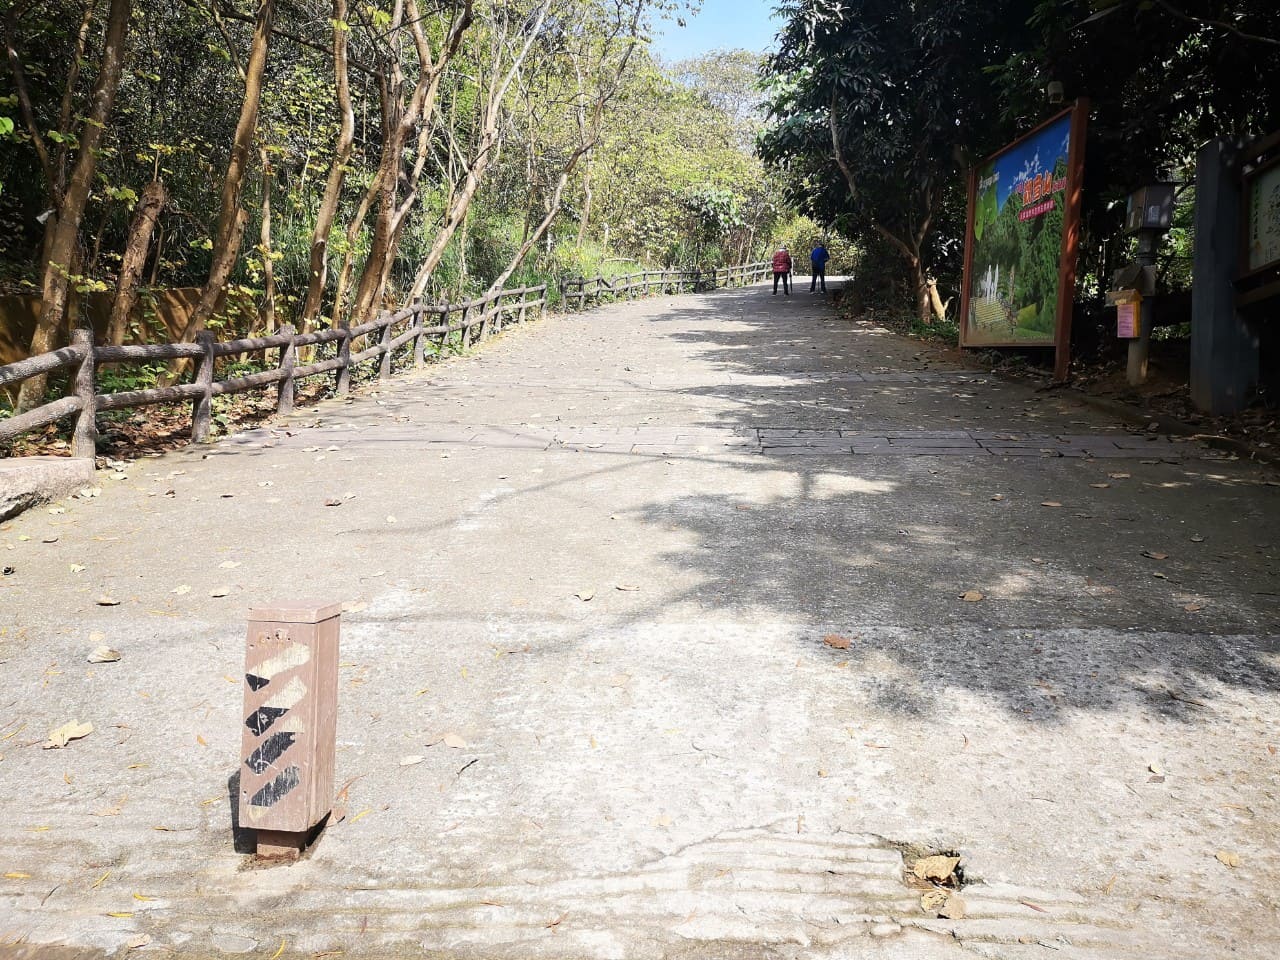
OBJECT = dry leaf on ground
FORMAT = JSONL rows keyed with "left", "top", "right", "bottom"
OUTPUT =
{"left": 913, "top": 855, "right": 961, "bottom": 882}
{"left": 1183, "top": 602, "right": 1205, "bottom": 613}
{"left": 1040, "top": 501, "right": 1063, "bottom": 508}
{"left": 87, "top": 646, "right": 121, "bottom": 664}
{"left": 615, "top": 584, "right": 640, "bottom": 592}
{"left": 442, "top": 733, "right": 467, "bottom": 749}
{"left": 1215, "top": 850, "right": 1241, "bottom": 868}
{"left": 172, "top": 584, "right": 191, "bottom": 595}
{"left": 1142, "top": 551, "right": 1169, "bottom": 560}
{"left": 960, "top": 591, "right": 984, "bottom": 602}
{"left": 823, "top": 634, "right": 853, "bottom": 650}
{"left": 399, "top": 755, "right": 425, "bottom": 767}
{"left": 96, "top": 596, "right": 120, "bottom": 606}
{"left": 575, "top": 589, "right": 594, "bottom": 602}
{"left": 920, "top": 889, "right": 949, "bottom": 913}
{"left": 43, "top": 720, "right": 93, "bottom": 749}
{"left": 210, "top": 587, "right": 230, "bottom": 598}
{"left": 990, "top": 494, "right": 1005, "bottom": 501}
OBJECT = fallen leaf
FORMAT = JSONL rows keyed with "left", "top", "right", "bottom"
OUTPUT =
{"left": 399, "top": 755, "right": 425, "bottom": 767}
{"left": 132, "top": 892, "right": 156, "bottom": 902}
{"left": 1142, "top": 551, "right": 1169, "bottom": 560}
{"left": 1184, "top": 602, "right": 1205, "bottom": 613}
{"left": 1090, "top": 483, "right": 1111, "bottom": 489}
{"left": 324, "top": 499, "right": 342, "bottom": 507}
{"left": 270, "top": 940, "right": 286, "bottom": 960}
{"left": 385, "top": 515, "right": 397, "bottom": 524}
{"left": 172, "top": 584, "right": 191, "bottom": 595}
{"left": 210, "top": 587, "right": 230, "bottom": 598}
{"left": 124, "top": 934, "right": 151, "bottom": 950}
{"left": 1190, "top": 535, "right": 1205, "bottom": 543}
{"left": 218, "top": 560, "right": 240, "bottom": 569}
{"left": 823, "top": 634, "right": 853, "bottom": 650}
{"left": 545, "top": 912, "right": 567, "bottom": 929}
{"left": 960, "top": 590, "right": 984, "bottom": 602}
{"left": 3, "top": 872, "right": 30, "bottom": 880}
{"left": 939, "top": 894, "right": 967, "bottom": 920}
{"left": 105, "top": 911, "right": 134, "bottom": 919}
{"left": 920, "top": 889, "right": 949, "bottom": 913}
{"left": 913, "top": 855, "right": 960, "bottom": 882}
{"left": 349, "top": 808, "right": 373, "bottom": 824}
{"left": 1040, "top": 501, "right": 1062, "bottom": 508}
{"left": 91, "top": 871, "right": 111, "bottom": 888}
{"left": 575, "top": 589, "right": 594, "bottom": 602}
{"left": 615, "top": 584, "right": 640, "bottom": 592}
{"left": 69, "top": 564, "right": 86, "bottom": 573}
{"left": 1109, "top": 472, "right": 1131, "bottom": 480}
{"left": 990, "top": 494, "right": 1005, "bottom": 501}
{"left": 87, "top": 646, "right": 121, "bottom": 664}
{"left": 1215, "top": 850, "right": 1241, "bottom": 868}
{"left": 96, "top": 596, "right": 121, "bottom": 606}
{"left": 1030, "top": 557, "right": 1045, "bottom": 564}
{"left": 442, "top": 733, "right": 467, "bottom": 749}
{"left": 1020, "top": 900, "right": 1048, "bottom": 913}
{"left": 43, "top": 720, "right": 93, "bottom": 749}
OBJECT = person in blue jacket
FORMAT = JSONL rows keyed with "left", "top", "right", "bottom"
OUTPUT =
{"left": 809, "top": 242, "right": 830, "bottom": 293}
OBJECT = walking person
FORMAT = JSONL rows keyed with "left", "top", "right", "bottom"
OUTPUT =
{"left": 772, "top": 246, "right": 792, "bottom": 296}
{"left": 809, "top": 241, "right": 830, "bottom": 293}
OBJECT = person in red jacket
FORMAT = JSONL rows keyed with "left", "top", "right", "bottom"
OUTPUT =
{"left": 772, "top": 247, "right": 793, "bottom": 296}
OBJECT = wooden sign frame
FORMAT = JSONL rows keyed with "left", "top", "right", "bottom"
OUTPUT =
{"left": 958, "top": 99, "right": 1089, "bottom": 381}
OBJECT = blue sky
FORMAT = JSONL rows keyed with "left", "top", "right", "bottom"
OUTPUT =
{"left": 651, "top": 0, "right": 784, "bottom": 62}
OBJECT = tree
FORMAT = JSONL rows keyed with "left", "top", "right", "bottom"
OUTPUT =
{"left": 6, "top": 0, "right": 133, "bottom": 410}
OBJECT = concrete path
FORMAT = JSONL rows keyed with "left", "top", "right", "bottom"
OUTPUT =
{"left": 2, "top": 283, "right": 1278, "bottom": 959}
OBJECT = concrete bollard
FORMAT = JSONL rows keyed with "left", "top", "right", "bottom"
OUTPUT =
{"left": 239, "top": 600, "right": 342, "bottom": 859}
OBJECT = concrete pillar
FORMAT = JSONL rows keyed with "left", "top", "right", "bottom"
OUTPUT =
{"left": 1191, "top": 139, "right": 1259, "bottom": 414}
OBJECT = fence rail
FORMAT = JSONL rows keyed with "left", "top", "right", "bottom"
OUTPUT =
{"left": 0, "top": 261, "right": 771, "bottom": 457}
{"left": 559, "top": 261, "right": 770, "bottom": 310}
{"left": 0, "top": 284, "right": 547, "bottom": 457}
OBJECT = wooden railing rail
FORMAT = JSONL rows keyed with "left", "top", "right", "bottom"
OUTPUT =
{"left": 559, "top": 261, "right": 770, "bottom": 310}
{"left": 0, "top": 283, "right": 548, "bottom": 456}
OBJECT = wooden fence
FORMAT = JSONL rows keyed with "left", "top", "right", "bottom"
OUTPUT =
{"left": 0, "top": 284, "right": 546, "bottom": 458}
{"left": 559, "top": 261, "right": 771, "bottom": 310}
{"left": 0, "top": 260, "right": 774, "bottom": 457}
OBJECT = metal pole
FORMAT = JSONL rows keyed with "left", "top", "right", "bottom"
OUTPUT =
{"left": 1127, "top": 230, "right": 1158, "bottom": 386}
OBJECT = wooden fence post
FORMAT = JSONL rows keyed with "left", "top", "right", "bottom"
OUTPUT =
{"left": 277, "top": 323, "right": 296, "bottom": 415}
{"left": 336, "top": 320, "right": 352, "bottom": 395}
{"left": 378, "top": 314, "right": 393, "bottom": 380}
{"left": 191, "top": 330, "right": 216, "bottom": 443}
{"left": 412, "top": 298, "right": 425, "bottom": 368}
{"left": 71, "top": 326, "right": 97, "bottom": 459}
{"left": 458, "top": 304, "right": 470, "bottom": 352}
{"left": 438, "top": 305, "right": 449, "bottom": 355}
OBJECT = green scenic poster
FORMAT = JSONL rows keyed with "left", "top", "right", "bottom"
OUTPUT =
{"left": 964, "top": 112, "right": 1076, "bottom": 346}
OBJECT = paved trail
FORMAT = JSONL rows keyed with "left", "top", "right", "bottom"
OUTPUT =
{"left": 2, "top": 284, "right": 1278, "bottom": 959}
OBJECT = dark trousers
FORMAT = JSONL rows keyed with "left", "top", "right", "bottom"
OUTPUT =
{"left": 810, "top": 265, "right": 826, "bottom": 292}
{"left": 773, "top": 271, "right": 790, "bottom": 295}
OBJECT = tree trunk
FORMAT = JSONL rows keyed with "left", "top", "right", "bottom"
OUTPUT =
{"left": 349, "top": 0, "right": 473, "bottom": 324}
{"left": 912, "top": 260, "right": 931, "bottom": 324}
{"left": 299, "top": 0, "right": 354, "bottom": 331}
{"left": 16, "top": 0, "right": 132, "bottom": 411}
{"left": 257, "top": 147, "right": 276, "bottom": 336}
{"left": 108, "top": 179, "right": 167, "bottom": 347}
{"left": 170, "top": 0, "right": 275, "bottom": 363}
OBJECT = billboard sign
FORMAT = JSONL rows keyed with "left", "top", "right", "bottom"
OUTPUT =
{"left": 960, "top": 102, "right": 1088, "bottom": 377}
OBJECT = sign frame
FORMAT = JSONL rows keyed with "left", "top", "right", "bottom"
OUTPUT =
{"left": 959, "top": 99, "right": 1089, "bottom": 380}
